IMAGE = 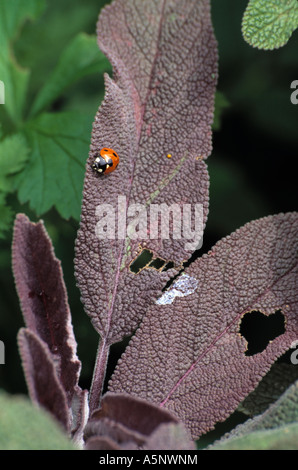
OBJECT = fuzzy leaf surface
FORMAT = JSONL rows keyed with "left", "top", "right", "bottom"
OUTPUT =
{"left": 84, "top": 392, "right": 194, "bottom": 450}
{"left": 109, "top": 213, "right": 298, "bottom": 439}
{"left": 216, "top": 378, "right": 298, "bottom": 446}
{"left": 75, "top": 0, "right": 217, "bottom": 342}
{"left": 238, "top": 363, "right": 298, "bottom": 417}
{"left": 211, "top": 422, "right": 298, "bottom": 450}
{"left": 12, "top": 214, "right": 81, "bottom": 405}
{"left": 17, "top": 328, "right": 70, "bottom": 431}
{"left": 0, "top": 390, "right": 76, "bottom": 450}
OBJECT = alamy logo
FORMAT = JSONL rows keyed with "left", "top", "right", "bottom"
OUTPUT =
{"left": 0, "top": 80, "right": 4, "bottom": 104}
{"left": 0, "top": 340, "right": 5, "bottom": 364}
{"left": 290, "top": 80, "right": 298, "bottom": 104}
{"left": 95, "top": 196, "right": 204, "bottom": 251}
{"left": 290, "top": 340, "right": 298, "bottom": 365}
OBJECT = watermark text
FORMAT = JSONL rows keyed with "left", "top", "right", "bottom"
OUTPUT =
{"left": 95, "top": 196, "right": 204, "bottom": 251}
{"left": 0, "top": 80, "right": 5, "bottom": 104}
{"left": 290, "top": 80, "right": 298, "bottom": 104}
{"left": 0, "top": 340, "right": 5, "bottom": 364}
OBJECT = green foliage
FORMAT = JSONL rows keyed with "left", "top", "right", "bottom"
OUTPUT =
{"left": 0, "top": 0, "right": 46, "bottom": 123}
{"left": 210, "top": 380, "right": 298, "bottom": 449}
{"left": 0, "top": 134, "right": 29, "bottom": 237}
{"left": 0, "top": 390, "right": 76, "bottom": 450}
{"left": 0, "top": 0, "right": 111, "bottom": 236}
{"left": 29, "top": 33, "right": 110, "bottom": 118}
{"left": 0, "top": 193, "right": 14, "bottom": 238}
{"left": 15, "top": 112, "right": 91, "bottom": 219}
{"left": 211, "top": 422, "right": 298, "bottom": 450}
{"left": 0, "top": 134, "right": 29, "bottom": 192}
{"left": 242, "top": 0, "right": 298, "bottom": 49}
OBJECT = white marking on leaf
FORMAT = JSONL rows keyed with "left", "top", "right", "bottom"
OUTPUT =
{"left": 156, "top": 274, "right": 198, "bottom": 305}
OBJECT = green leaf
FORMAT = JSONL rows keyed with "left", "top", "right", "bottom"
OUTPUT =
{"left": 211, "top": 380, "right": 298, "bottom": 449}
{"left": 0, "top": 390, "right": 76, "bottom": 450}
{"left": 0, "top": 133, "right": 29, "bottom": 192}
{"left": 30, "top": 33, "right": 111, "bottom": 117}
{"left": 238, "top": 363, "right": 298, "bottom": 417}
{"left": 0, "top": 0, "right": 46, "bottom": 123}
{"left": 0, "top": 193, "right": 13, "bottom": 238}
{"left": 0, "top": 0, "right": 45, "bottom": 47}
{"left": 14, "top": 111, "right": 91, "bottom": 219}
{"left": 242, "top": 0, "right": 298, "bottom": 50}
{"left": 238, "top": 380, "right": 298, "bottom": 432}
{"left": 211, "top": 422, "right": 298, "bottom": 450}
{"left": 0, "top": 134, "right": 29, "bottom": 237}
{"left": 0, "top": 50, "right": 30, "bottom": 124}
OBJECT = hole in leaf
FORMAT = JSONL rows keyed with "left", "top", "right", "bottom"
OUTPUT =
{"left": 148, "top": 258, "right": 166, "bottom": 270}
{"left": 129, "top": 249, "right": 153, "bottom": 273}
{"left": 240, "top": 310, "right": 285, "bottom": 356}
{"left": 129, "top": 249, "right": 176, "bottom": 274}
{"left": 162, "top": 261, "right": 175, "bottom": 271}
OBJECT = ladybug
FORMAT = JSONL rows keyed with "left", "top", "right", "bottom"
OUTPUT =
{"left": 91, "top": 148, "right": 119, "bottom": 175}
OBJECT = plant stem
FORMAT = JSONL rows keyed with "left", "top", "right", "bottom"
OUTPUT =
{"left": 89, "top": 338, "right": 110, "bottom": 414}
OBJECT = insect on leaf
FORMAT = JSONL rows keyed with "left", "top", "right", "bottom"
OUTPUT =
{"left": 75, "top": 0, "right": 217, "bottom": 348}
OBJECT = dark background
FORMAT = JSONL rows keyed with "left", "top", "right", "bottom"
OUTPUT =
{"left": 0, "top": 0, "right": 297, "bottom": 433}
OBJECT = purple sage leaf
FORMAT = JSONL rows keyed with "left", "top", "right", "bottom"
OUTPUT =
{"left": 12, "top": 213, "right": 81, "bottom": 405}
{"left": 75, "top": 0, "right": 217, "bottom": 410}
{"left": 84, "top": 392, "right": 193, "bottom": 450}
{"left": 109, "top": 212, "right": 298, "bottom": 439}
{"left": 17, "top": 328, "right": 70, "bottom": 431}
{"left": 75, "top": 0, "right": 217, "bottom": 340}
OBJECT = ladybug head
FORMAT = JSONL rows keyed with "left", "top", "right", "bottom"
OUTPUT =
{"left": 91, "top": 154, "right": 108, "bottom": 175}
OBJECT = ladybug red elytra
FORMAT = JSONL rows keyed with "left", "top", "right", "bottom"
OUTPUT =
{"left": 91, "top": 148, "right": 119, "bottom": 175}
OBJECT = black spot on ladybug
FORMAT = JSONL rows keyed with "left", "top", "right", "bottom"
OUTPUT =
{"left": 92, "top": 148, "right": 119, "bottom": 175}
